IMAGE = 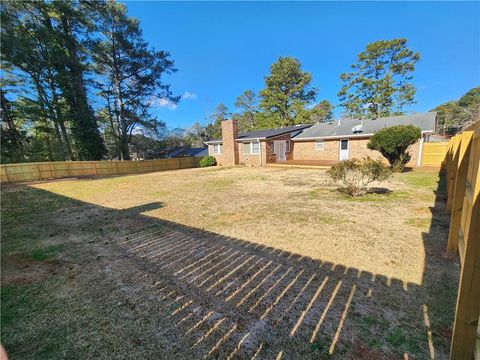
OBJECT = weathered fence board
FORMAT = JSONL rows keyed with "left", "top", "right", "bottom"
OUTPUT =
{"left": 0, "top": 157, "right": 201, "bottom": 183}
{"left": 445, "top": 121, "right": 480, "bottom": 360}
{"left": 421, "top": 142, "right": 449, "bottom": 166}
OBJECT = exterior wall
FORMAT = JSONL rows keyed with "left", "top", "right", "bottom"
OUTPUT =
{"left": 238, "top": 141, "right": 263, "bottom": 166}
{"left": 264, "top": 134, "right": 293, "bottom": 164}
{"left": 293, "top": 139, "right": 339, "bottom": 161}
{"left": 221, "top": 120, "right": 239, "bottom": 166}
{"left": 207, "top": 144, "right": 226, "bottom": 165}
{"left": 292, "top": 137, "right": 421, "bottom": 166}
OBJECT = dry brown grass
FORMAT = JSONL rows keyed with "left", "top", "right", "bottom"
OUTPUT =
{"left": 1, "top": 166, "right": 459, "bottom": 359}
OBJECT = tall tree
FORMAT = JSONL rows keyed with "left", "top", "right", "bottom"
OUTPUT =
{"left": 259, "top": 57, "right": 316, "bottom": 127}
{"left": 433, "top": 86, "right": 480, "bottom": 134}
{"left": 184, "top": 122, "right": 209, "bottom": 147}
{"left": 92, "top": 1, "right": 178, "bottom": 160}
{"left": 0, "top": 90, "right": 28, "bottom": 163}
{"left": 310, "top": 100, "right": 334, "bottom": 123}
{"left": 1, "top": 1, "right": 72, "bottom": 161}
{"left": 234, "top": 90, "right": 258, "bottom": 131}
{"left": 338, "top": 39, "right": 420, "bottom": 119}
{"left": 53, "top": 1, "right": 106, "bottom": 160}
{"left": 1, "top": 1, "right": 106, "bottom": 161}
{"left": 205, "top": 103, "right": 228, "bottom": 139}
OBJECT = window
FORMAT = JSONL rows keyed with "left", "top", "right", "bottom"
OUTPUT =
{"left": 243, "top": 142, "right": 251, "bottom": 155}
{"left": 316, "top": 140, "right": 324, "bottom": 151}
{"left": 213, "top": 144, "right": 223, "bottom": 154}
{"left": 243, "top": 142, "right": 260, "bottom": 155}
{"left": 286, "top": 140, "right": 291, "bottom": 153}
{"left": 252, "top": 142, "right": 260, "bottom": 155}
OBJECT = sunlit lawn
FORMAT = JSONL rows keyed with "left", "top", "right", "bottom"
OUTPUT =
{"left": 1, "top": 166, "right": 458, "bottom": 359}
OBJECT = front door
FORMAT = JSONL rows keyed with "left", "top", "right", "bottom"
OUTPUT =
{"left": 339, "top": 139, "right": 349, "bottom": 160}
{"left": 274, "top": 141, "right": 287, "bottom": 162}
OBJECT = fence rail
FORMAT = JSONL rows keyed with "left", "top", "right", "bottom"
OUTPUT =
{"left": 444, "top": 121, "right": 480, "bottom": 360}
{"left": 0, "top": 157, "right": 201, "bottom": 183}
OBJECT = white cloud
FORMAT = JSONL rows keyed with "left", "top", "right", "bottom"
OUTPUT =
{"left": 156, "top": 98, "right": 178, "bottom": 110}
{"left": 182, "top": 91, "right": 198, "bottom": 100}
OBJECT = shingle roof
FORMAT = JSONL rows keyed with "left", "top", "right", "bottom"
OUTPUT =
{"left": 237, "top": 124, "right": 312, "bottom": 140}
{"left": 205, "top": 124, "right": 312, "bottom": 143}
{"left": 293, "top": 112, "right": 437, "bottom": 140}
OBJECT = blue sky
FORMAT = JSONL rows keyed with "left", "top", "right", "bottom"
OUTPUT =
{"left": 125, "top": 1, "right": 480, "bottom": 129}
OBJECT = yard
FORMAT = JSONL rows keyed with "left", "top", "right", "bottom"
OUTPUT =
{"left": 1, "top": 166, "right": 459, "bottom": 359}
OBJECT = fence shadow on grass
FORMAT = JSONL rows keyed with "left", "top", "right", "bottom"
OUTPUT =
{"left": 1, "top": 176, "right": 458, "bottom": 359}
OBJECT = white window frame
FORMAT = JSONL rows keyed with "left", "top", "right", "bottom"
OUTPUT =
{"left": 286, "top": 140, "right": 291, "bottom": 153}
{"left": 315, "top": 140, "right": 324, "bottom": 151}
{"left": 243, "top": 142, "right": 260, "bottom": 155}
{"left": 213, "top": 144, "right": 222, "bottom": 154}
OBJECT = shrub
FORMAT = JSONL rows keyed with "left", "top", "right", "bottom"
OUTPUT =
{"left": 367, "top": 125, "right": 421, "bottom": 172}
{"left": 327, "top": 157, "right": 391, "bottom": 196}
{"left": 200, "top": 155, "right": 217, "bottom": 167}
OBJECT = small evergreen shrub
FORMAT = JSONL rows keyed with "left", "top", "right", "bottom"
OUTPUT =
{"left": 200, "top": 155, "right": 217, "bottom": 167}
{"left": 327, "top": 157, "right": 391, "bottom": 196}
{"left": 367, "top": 125, "right": 421, "bottom": 172}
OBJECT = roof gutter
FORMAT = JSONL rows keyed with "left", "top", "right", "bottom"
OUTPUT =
{"left": 292, "top": 130, "right": 434, "bottom": 141}
{"left": 204, "top": 140, "right": 222, "bottom": 145}
{"left": 236, "top": 137, "right": 267, "bottom": 142}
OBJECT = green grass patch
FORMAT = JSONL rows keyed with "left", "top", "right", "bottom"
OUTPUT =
{"left": 31, "top": 245, "right": 65, "bottom": 261}
{"left": 405, "top": 218, "right": 431, "bottom": 228}
{"left": 397, "top": 171, "right": 440, "bottom": 190}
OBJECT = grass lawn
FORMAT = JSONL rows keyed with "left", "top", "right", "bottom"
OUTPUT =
{"left": 1, "top": 166, "right": 459, "bottom": 359}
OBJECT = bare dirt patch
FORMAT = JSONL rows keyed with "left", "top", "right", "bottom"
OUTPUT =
{"left": 1, "top": 255, "right": 63, "bottom": 286}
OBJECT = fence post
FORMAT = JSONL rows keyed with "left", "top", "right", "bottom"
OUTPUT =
{"left": 447, "top": 131, "right": 473, "bottom": 252}
{"left": 447, "top": 135, "right": 461, "bottom": 212}
{"left": 449, "top": 135, "right": 480, "bottom": 359}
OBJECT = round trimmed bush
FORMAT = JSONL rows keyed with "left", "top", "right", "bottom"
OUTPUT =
{"left": 200, "top": 155, "right": 217, "bottom": 167}
{"left": 367, "top": 125, "right": 421, "bottom": 172}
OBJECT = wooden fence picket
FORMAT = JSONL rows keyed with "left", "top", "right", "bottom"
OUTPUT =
{"left": 445, "top": 121, "right": 480, "bottom": 360}
{"left": 0, "top": 157, "right": 201, "bottom": 183}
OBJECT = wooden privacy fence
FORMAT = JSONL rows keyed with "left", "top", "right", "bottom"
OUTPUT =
{"left": 0, "top": 157, "right": 201, "bottom": 183}
{"left": 444, "top": 121, "right": 480, "bottom": 360}
{"left": 421, "top": 142, "right": 449, "bottom": 166}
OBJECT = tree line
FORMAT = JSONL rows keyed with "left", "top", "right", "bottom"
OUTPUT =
{"left": 185, "top": 39, "right": 425, "bottom": 145}
{"left": 1, "top": 0, "right": 177, "bottom": 163}
{"left": 2, "top": 2, "right": 478, "bottom": 163}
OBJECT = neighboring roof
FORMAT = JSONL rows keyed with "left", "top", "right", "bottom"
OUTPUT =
{"left": 192, "top": 148, "right": 208, "bottom": 157}
{"left": 293, "top": 112, "right": 437, "bottom": 141}
{"left": 156, "top": 147, "right": 208, "bottom": 158}
{"left": 205, "top": 124, "right": 312, "bottom": 144}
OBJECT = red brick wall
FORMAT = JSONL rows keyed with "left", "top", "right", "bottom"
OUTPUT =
{"left": 207, "top": 144, "right": 225, "bottom": 165}
{"left": 293, "top": 139, "right": 339, "bottom": 161}
{"left": 221, "top": 120, "right": 239, "bottom": 166}
{"left": 264, "top": 134, "right": 293, "bottom": 163}
{"left": 293, "top": 137, "right": 421, "bottom": 166}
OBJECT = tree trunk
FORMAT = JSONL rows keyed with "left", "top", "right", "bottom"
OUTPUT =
{"left": 59, "top": 8, "right": 105, "bottom": 160}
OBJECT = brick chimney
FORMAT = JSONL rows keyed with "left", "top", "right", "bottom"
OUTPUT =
{"left": 221, "top": 119, "right": 239, "bottom": 166}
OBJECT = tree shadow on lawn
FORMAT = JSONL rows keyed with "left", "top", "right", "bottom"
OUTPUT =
{"left": 0, "top": 174, "right": 458, "bottom": 360}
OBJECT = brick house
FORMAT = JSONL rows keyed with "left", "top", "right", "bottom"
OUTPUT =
{"left": 205, "top": 112, "right": 437, "bottom": 167}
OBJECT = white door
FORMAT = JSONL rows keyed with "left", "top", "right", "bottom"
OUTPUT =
{"left": 339, "top": 139, "right": 349, "bottom": 160}
{"left": 274, "top": 141, "right": 287, "bottom": 162}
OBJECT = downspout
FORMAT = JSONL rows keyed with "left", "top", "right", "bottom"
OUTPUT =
{"left": 417, "top": 135, "right": 424, "bottom": 167}
{"left": 258, "top": 138, "right": 262, "bottom": 166}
